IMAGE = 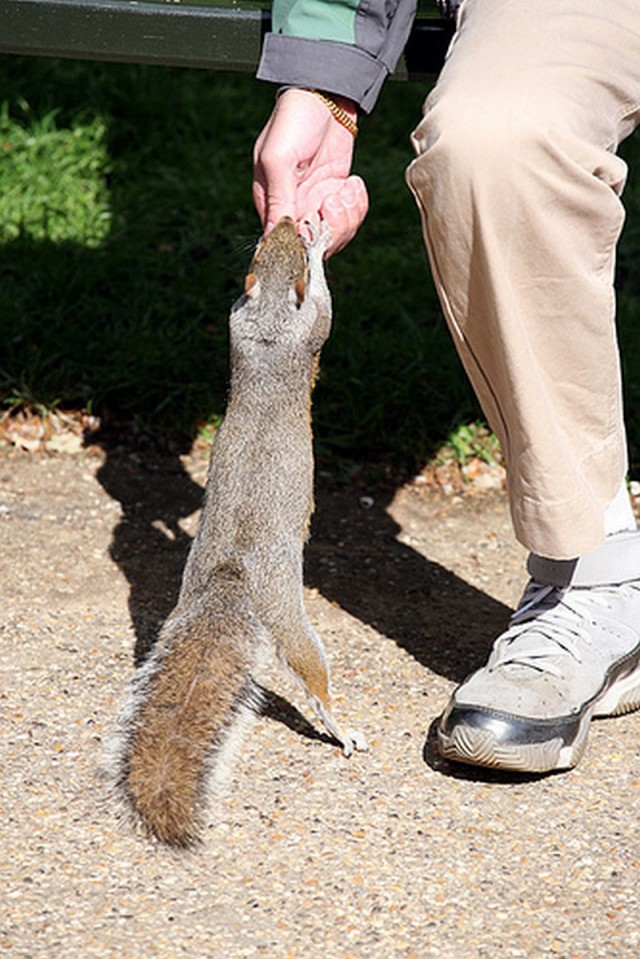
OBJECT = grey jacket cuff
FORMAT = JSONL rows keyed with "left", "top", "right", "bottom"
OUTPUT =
{"left": 257, "top": 34, "right": 388, "bottom": 114}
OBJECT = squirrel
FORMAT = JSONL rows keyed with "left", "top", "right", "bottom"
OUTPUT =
{"left": 108, "top": 217, "right": 367, "bottom": 848}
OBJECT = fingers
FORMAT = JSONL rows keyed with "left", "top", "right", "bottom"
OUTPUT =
{"left": 319, "top": 175, "right": 369, "bottom": 256}
{"left": 253, "top": 90, "right": 332, "bottom": 232}
{"left": 252, "top": 133, "right": 297, "bottom": 233}
{"left": 252, "top": 88, "right": 366, "bottom": 253}
{"left": 297, "top": 175, "right": 369, "bottom": 255}
{"left": 253, "top": 140, "right": 299, "bottom": 233}
{"left": 253, "top": 178, "right": 296, "bottom": 235}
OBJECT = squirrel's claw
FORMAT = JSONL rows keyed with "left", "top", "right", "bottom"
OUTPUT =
{"left": 341, "top": 729, "right": 369, "bottom": 757}
{"left": 302, "top": 217, "right": 332, "bottom": 257}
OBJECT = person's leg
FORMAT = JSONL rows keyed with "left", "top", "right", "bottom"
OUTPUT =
{"left": 406, "top": 0, "right": 640, "bottom": 560}
{"left": 406, "top": 0, "right": 640, "bottom": 771}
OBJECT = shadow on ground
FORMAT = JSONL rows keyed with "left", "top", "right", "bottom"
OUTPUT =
{"left": 92, "top": 441, "right": 510, "bottom": 688}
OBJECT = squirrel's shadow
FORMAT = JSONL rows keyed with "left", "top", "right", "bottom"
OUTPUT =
{"left": 94, "top": 437, "right": 510, "bottom": 708}
{"left": 94, "top": 438, "right": 203, "bottom": 666}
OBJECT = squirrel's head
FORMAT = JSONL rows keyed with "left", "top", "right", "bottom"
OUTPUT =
{"left": 230, "top": 217, "right": 331, "bottom": 360}
{"left": 244, "top": 217, "right": 308, "bottom": 308}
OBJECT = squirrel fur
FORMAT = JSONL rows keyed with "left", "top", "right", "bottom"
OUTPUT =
{"left": 109, "top": 218, "right": 366, "bottom": 848}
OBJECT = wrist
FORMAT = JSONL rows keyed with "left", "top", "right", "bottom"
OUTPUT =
{"left": 309, "top": 90, "right": 358, "bottom": 138}
{"left": 304, "top": 89, "right": 360, "bottom": 138}
{"left": 326, "top": 92, "right": 358, "bottom": 124}
{"left": 318, "top": 91, "right": 357, "bottom": 116}
{"left": 275, "top": 87, "right": 358, "bottom": 138}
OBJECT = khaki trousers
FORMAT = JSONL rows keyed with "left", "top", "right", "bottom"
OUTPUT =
{"left": 406, "top": 0, "right": 640, "bottom": 560}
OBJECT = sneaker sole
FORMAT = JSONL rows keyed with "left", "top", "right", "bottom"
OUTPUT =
{"left": 437, "top": 714, "right": 589, "bottom": 773}
{"left": 437, "top": 660, "right": 640, "bottom": 774}
{"left": 594, "top": 665, "right": 640, "bottom": 717}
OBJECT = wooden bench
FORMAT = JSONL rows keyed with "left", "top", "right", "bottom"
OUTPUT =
{"left": 0, "top": 0, "right": 453, "bottom": 78}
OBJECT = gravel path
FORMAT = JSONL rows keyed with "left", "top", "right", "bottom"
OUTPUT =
{"left": 2, "top": 445, "right": 640, "bottom": 959}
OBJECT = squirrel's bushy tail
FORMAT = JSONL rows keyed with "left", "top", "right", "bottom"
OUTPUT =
{"left": 111, "top": 583, "right": 264, "bottom": 848}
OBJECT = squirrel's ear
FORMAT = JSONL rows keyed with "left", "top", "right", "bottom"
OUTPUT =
{"left": 244, "top": 272, "right": 260, "bottom": 298}
{"left": 293, "top": 277, "right": 306, "bottom": 307}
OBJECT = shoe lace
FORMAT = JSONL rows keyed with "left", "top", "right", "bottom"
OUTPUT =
{"left": 492, "top": 581, "right": 618, "bottom": 679}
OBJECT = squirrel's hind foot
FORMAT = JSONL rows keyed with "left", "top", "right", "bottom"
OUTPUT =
{"left": 341, "top": 729, "right": 369, "bottom": 757}
{"left": 310, "top": 695, "right": 368, "bottom": 757}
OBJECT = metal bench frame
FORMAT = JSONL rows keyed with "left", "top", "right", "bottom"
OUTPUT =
{"left": 0, "top": 0, "right": 452, "bottom": 77}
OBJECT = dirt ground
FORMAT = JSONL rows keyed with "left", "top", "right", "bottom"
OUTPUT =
{"left": 2, "top": 440, "right": 640, "bottom": 959}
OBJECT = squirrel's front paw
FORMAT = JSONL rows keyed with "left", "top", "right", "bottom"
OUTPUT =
{"left": 303, "top": 217, "right": 332, "bottom": 258}
{"left": 341, "top": 729, "right": 369, "bottom": 757}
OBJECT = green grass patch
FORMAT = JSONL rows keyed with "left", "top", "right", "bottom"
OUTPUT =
{"left": 1, "top": 99, "right": 111, "bottom": 245}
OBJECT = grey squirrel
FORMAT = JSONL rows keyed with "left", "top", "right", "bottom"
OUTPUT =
{"left": 109, "top": 218, "right": 367, "bottom": 848}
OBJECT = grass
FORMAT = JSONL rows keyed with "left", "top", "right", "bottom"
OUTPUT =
{"left": 1, "top": 55, "right": 640, "bottom": 477}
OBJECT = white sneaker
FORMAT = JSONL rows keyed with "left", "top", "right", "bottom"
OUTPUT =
{"left": 437, "top": 577, "right": 640, "bottom": 772}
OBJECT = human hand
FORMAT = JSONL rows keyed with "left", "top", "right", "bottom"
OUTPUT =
{"left": 253, "top": 88, "right": 369, "bottom": 256}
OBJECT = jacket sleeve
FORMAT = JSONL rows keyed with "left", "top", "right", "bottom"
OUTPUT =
{"left": 256, "top": 0, "right": 418, "bottom": 113}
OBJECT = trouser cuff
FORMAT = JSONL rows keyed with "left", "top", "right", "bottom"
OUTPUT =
{"left": 527, "top": 530, "right": 640, "bottom": 588}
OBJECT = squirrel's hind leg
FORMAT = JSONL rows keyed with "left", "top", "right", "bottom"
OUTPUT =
{"left": 275, "top": 620, "right": 368, "bottom": 756}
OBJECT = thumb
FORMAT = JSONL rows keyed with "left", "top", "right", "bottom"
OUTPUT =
{"left": 253, "top": 129, "right": 298, "bottom": 232}
{"left": 263, "top": 172, "right": 298, "bottom": 233}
